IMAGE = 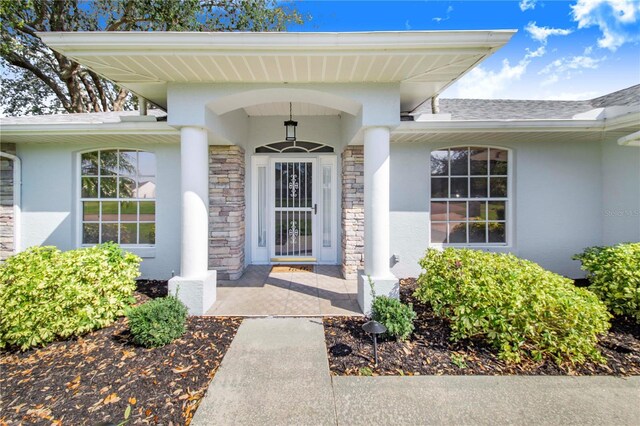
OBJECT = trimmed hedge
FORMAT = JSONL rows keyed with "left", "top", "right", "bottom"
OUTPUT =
{"left": 0, "top": 243, "right": 140, "bottom": 350}
{"left": 127, "top": 296, "right": 188, "bottom": 348}
{"left": 372, "top": 296, "right": 416, "bottom": 341}
{"left": 574, "top": 243, "right": 640, "bottom": 322}
{"left": 415, "top": 248, "right": 611, "bottom": 365}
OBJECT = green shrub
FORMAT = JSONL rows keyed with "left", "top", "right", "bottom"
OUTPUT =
{"left": 415, "top": 248, "right": 611, "bottom": 365}
{"left": 372, "top": 296, "right": 417, "bottom": 341}
{"left": 574, "top": 243, "right": 640, "bottom": 322}
{"left": 0, "top": 243, "right": 140, "bottom": 350}
{"left": 127, "top": 296, "right": 188, "bottom": 348}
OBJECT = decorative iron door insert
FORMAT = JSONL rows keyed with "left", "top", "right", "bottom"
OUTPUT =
{"left": 274, "top": 161, "right": 314, "bottom": 258}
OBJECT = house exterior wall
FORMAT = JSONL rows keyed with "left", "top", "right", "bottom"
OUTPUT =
{"left": 389, "top": 137, "right": 605, "bottom": 279}
{"left": 209, "top": 145, "right": 245, "bottom": 280}
{"left": 601, "top": 136, "right": 640, "bottom": 244}
{"left": 15, "top": 141, "right": 181, "bottom": 279}
{"left": 0, "top": 143, "right": 16, "bottom": 261}
{"left": 341, "top": 146, "right": 364, "bottom": 278}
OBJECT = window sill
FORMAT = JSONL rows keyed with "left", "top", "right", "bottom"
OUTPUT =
{"left": 81, "top": 245, "right": 156, "bottom": 258}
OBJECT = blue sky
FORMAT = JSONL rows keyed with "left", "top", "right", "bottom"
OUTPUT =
{"left": 288, "top": 0, "right": 640, "bottom": 100}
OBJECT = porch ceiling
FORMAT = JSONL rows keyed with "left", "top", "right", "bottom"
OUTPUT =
{"left": 39, "top": 31, "right": 515, "bottom": 112}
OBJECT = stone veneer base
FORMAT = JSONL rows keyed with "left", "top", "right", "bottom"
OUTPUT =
{"left": 341, "top": 146, "right": 364, "bottom": 279}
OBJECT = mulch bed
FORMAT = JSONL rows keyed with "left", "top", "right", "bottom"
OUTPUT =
{"left": 0, "top": 280, "right": 242, "bottom": 425}
{"left": 324, "top": 278, "right": 640, "bottom": 376}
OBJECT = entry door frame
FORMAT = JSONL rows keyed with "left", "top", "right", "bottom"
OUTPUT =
{"left": 251, "top": 153, "right": 338, "bottom": 265}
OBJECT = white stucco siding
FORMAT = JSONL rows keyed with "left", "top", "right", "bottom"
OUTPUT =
{"left": 601, "top": 136, "right": 640, "bottom": 244}
{"left": 16, "top": 141, "right": 180, "bottom": 279}
{"left": 389, "top": 137, "right": 604, "bottom": 279}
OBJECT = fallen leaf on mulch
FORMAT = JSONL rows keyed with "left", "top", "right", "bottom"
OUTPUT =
{"left": 0, "top": 281, "right": 242, "bottom": 425}
{"left": 325, "top": 278, "right": 640, "bottom": 377}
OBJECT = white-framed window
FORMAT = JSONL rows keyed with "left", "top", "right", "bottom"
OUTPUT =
{"left": 80, "top": 149, "right": 156, "bottom": 246}
{"left": 430, "top": 146, "right": 509, "bottom": 245}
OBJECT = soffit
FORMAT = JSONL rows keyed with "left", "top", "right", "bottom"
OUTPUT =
{"left": 244, "top": 102, "right": 340, "bottom": 116}
{"left": 39, "top": 31, "right": 515, "bottom": 111}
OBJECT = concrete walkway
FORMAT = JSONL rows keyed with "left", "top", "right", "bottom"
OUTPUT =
{"left": 192, "top": 317, "right": 640, "bottom": 426}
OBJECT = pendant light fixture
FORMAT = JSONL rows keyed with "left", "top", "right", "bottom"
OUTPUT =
{"left": 284, "top": 102, "right": 298, "bottom": 142}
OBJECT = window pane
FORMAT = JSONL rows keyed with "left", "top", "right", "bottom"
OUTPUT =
{"left": 449, "top": 222, "right": 467, "bottom": 243}
{"left": 430, "top": 202, "right": 447, "bottom": 221}
{"left": 138, "top": 151, "right": 156, "bottom": 176}
{"left": 430, "top": 149, "right": 449, "bottom": 176}
{"left": 100, "top": 177, "right": 117, "bottom": 198}
{"left": 101, "top": 223, "right": 118, "bottom": 243}
{"left": 258, "top": 166, "right": 267, "bottom": 247}
{"left": 450, "top": 148, "right": 468, "bottom": 175}
{"left": 136, "top": 177, "right": 156, "bottom": 199}
{"left": 488, "top": 201, "right": 506, "bottom": 220}
{"left": 450, "top": 177, "right": 468, "bottom": 198}
{"left": 119, "top": 150, "right": 137, "bottom": 176}
{"left": 431, "top": 178, "right": 448, "bottom": 198}
{"left": 99, "top": 150, "right": 118, "bottom": 176}
{"left": 118, "top": 177, "right": 137, "bottom": 198}
{"left": 81, "top": 177, "right": 98, "bottom": 198}
{"left": 83, "top": 201, "right": 100, "bottom": 221}
{"left": 468, "top": 201, "right": 486, "bottom": 221}
{"left": 120, "top": 201, "right": 137, "bottom": 222}
{"left": 469, "top": 222, "right": 487, "bottom": 243}
{"left": 83, "top": 223, "right": 99, "bottom": 244}
{"left": 470, "top": 177, "right": 488, "bottom": 198}
{"left": 139, "top": 223, "right": 156, "bottom": 244}
{"left": 490, "top": 149, "right": 508, "bottom": 175}
{"left": 490, "top": 177, "right": 507, "bottom": 198}
{"left": 431, "top": 222, "right": 448, "bottom": 243}
{"left": 101, "top": 201, "right": 118, "bottom": 222}
{"left": 81, "top": 152, "right": 99, "bottom": 175}
{"left": 139, "top": 201, "right": 156, "bottom": 221}
{"left": 120, "top": 223, "right": 137, "bottom": 244}
{"left": 322, "top": 165, "right": 332, "bottom": 248}
{"left": 488, "top": 222, "right": 506, "bottom": 243}
{"left": 449, "top": 201, "right": 467, "bottom": 221}
{"left": 470, "top": 147, "right": 488, "bottom": 175}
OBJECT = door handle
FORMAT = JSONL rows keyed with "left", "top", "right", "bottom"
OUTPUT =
{"left": 314, "top": 204, "right": 317, "bottom": 215}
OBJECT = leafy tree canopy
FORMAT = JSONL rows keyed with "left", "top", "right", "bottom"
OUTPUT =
{"left": 0, "top": 0, "right": 306, "bottom": 116}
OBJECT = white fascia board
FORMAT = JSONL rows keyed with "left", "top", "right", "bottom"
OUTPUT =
{"left": 394, "top": 119, "right": 606, "bottom": 134}
{"left": 38, "top": 30, "right": 516, "bottom": 54}
{"left": 0, "top": 122, "right": 179, "bottom": 137}
{"left": 603, "top": 110, "right": 640, "bottom": 131}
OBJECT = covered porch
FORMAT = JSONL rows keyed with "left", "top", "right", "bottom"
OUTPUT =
{"left": 206, "top": 265, "right": 361, "bottom": 316}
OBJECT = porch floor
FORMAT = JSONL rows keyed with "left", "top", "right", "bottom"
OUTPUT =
{"left": 206, "top": 265, "right": 363, "bottom": 316}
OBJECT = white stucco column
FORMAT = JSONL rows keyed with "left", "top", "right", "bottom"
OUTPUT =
{"left": 180, "top": 126, "right": 209, "bottom": 277}
{"left": 169, "top": 126, "right": 216, "bottom": 315}
{"left": 358, "top": 126, "right": 398, "bottom": 314}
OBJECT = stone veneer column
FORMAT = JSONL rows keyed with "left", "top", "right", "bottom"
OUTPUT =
{"left": 341, "top": 146, "right": 364, "bottom": 279}
{"left": 209, "top": 146, "right": 245, "bottom": 280}
{"left": 0, "top": 144, "right": 16, "bottom": 261}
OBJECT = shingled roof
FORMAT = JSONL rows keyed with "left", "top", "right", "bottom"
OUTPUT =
{"left": 411, "top": 84, "right": 640, "bottom": 120}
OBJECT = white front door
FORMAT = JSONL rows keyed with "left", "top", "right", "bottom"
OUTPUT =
{"left": 272, "top": 159, "right": 315, "bottom": 260}
{"left": 251, "top": 155, "right": 337, "bottom": 264}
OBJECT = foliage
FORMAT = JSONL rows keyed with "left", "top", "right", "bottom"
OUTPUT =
{"left": 127, "top": 296, "right": 188, "bottom": 348}
{"left": 574, "top": 243, "right": 640, "bottom": 322}
{"left": 0, "top": 243, "right": 140, "bottom": 350}
{"left": 450, "top": 353, "right": 468, "bottom": 369}
{"left": 0, "top": 0, "right": 307, "bottom": 115}
{"left": 415, "top": 248, "right": 611, "bottom": 365}
{"left": 372, "top": 296, "right": 417, "bottom": 341}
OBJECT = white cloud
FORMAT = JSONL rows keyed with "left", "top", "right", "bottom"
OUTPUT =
{"left": 571, "top": 0, "right": 640, "bottom": 50}
{"left": 405, "top": 20, "right": 412, "bottom": 30}
{"left": 519, "top": 0, "right": 537, "bottom": 11}
{"left": 455, "top": 58, "right": 529, "bottom": 98}
{"left": 433, "top": 5, "right": 453, "bottom": 22}
{"left": 541, "top": 74, "right": 559, "bottom": 86}
{"left": 540, "top": 55, "right": 604, "bottom": 74}
{"left": 525, "top": 21, "right": 573, "bottom": 44}
{"left": 525, "top": 46, "right": 546, "bottom": 59}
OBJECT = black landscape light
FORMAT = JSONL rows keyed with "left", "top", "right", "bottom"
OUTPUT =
{"left": 362, "top": 320, "right": 386, "bottom": 366}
